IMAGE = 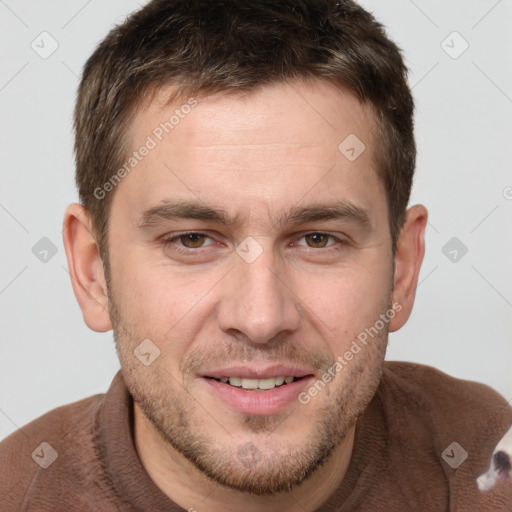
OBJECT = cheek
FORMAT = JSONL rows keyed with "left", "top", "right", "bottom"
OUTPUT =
{"left": 109, "top": 255, "right": 217, "bottom": 354}
{"left": 296, "top": 259, "right": 392, "bottom": 342}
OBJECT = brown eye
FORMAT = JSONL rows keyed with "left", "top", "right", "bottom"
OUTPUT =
{"left": 304, "top": 233, "right": 330, "bottom": 248}
{"left": 178, "top": 233, "right": 208, "bottom": 248}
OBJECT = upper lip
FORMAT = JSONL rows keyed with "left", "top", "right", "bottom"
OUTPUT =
{"left": 199, "top": 364, "right": 316, "bottom": 380}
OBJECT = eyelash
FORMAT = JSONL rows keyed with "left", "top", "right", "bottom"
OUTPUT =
{"left": 162, "top": 231, "right": 347, "bottom": 255}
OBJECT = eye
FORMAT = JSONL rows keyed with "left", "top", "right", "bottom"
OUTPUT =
{"left": 161, "top": 231, "right": 347, "bottom": 257}
{"left": 163, "top": 232, "right": 216, "bottom": 251}
{"left": 294, "top": 232, "right": 343, "bottom": 249}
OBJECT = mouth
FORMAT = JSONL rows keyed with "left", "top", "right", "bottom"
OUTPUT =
{"left": 205, "top": 375, "right": 307, "bottom": 391}
{"left": 199, "top": 368, "right": 316, "bottom": 415}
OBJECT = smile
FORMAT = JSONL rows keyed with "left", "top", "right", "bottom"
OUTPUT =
{"left": 207, "top": 376, "right": 302, "bottom": 391}
{"left": 202, "top": 375, "right": 314, "bottom": 415}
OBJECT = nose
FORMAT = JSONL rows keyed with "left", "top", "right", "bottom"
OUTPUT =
{"left": 217, "top": 242, "right": 301, "bottom": 344}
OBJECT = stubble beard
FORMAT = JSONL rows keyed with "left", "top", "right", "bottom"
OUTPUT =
{"left": 107, "top": 288, "right": 389, "bottom": 496}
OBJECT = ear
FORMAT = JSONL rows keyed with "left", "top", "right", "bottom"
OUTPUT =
{"left": 62, "top": 203, "right": 112, "bottom": 332}
{"left": 389, "top": 204, "right": 428, "bottom": 332}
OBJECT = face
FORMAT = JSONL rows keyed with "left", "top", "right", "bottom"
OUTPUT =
{"left": 106, "top": 80, "right": 395, "bottom": 494}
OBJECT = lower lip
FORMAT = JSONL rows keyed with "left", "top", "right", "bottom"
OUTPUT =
{"left": 201, "top": 377, "right": 314, "bottom": 415}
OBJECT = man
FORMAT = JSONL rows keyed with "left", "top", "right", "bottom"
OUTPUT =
{"left": 1, "top": 0, "right": 510, "bottom": 510}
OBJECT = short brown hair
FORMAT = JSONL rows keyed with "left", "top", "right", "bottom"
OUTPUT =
{"left": 74, "top": 0, "right": 415, "bottom": 261}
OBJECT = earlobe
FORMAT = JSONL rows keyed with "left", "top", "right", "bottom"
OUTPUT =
{"left": 62, "top": 203, "right": 112, "bottom": 332}
{"left": 389, "top": 204, "right": 428, "bottom": 332}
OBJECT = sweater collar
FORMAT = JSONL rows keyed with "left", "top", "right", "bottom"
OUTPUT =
{"left": 97, "top": 370, "right": 185, "bottom": 511}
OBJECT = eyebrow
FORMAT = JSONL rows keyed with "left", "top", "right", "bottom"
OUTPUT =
{"left": 136, "top": 199, "right": 372, "bottom": 230}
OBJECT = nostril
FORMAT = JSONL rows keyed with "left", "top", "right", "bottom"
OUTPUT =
{"left": 493, "top": 450, "right": 511, "bottom": 474}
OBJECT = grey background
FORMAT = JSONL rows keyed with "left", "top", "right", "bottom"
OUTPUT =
{"left": 1, "top": 0, "right": 511, "bottom": 441}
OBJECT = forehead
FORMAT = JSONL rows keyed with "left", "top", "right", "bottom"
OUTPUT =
{"left": 135, "top": 79, "right": 377, "bottom": 149}
{"left": 114, "top": 79, "right": 384, "bottom": 226}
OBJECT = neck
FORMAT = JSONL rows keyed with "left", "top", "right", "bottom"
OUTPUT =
{"left": 134, "top": 403, "right": 355, "bottom": 512}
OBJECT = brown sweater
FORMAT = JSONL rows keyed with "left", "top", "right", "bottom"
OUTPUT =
{"left": 1, "top": 362, "right": 511, "bottom": 511}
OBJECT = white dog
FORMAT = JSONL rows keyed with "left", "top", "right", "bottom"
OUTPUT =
{"left": 477, "top": 425, "right": 512, "bottom": 491}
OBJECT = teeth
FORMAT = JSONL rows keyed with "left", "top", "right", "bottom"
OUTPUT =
{"left": 241, "top": 378, "right": 259, "bottom": 389}
{"left": 218, "top": 376, "right": 297, "bottom": 390}
{"left": 258, "top": 378, "right": 277, "bottom": 390}
{"left": 228, "top": 377, "right": 241, "bottom": 387}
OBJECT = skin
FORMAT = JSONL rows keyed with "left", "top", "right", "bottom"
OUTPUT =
{"left": 63, "top": 79, "right": 427, "bottom": 512}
